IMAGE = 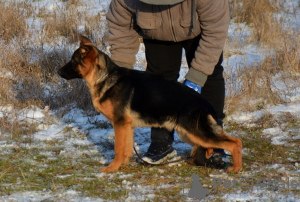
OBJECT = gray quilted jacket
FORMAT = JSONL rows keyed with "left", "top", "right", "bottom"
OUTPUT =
{"left": 106, "top": 0, "right": 230, "bottom": 86}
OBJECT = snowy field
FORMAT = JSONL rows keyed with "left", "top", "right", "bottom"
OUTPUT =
{"left": 0, "top": 0, "right": 299, "bottom": 201}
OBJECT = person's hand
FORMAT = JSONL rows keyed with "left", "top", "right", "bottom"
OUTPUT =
{"left": 183, "top": 80, "right": 202, "bottom": 93}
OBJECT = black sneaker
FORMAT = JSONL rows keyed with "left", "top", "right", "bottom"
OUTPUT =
{"left": 140, "top": 143, "right": 177, "bottom": 165}
{"left": 191, "top": 147, "right": 232, "bottom": 170}
{"left": 205, "top": 153, "right": 232, "bottom": 170}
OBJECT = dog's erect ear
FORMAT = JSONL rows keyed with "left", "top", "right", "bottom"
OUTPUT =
{"left": 78, "top": 35, "right": 96, "bottom": 60}
{"left": 80, "top": 35, "right": 94, "bottom": 47}
{"left": 78, "top": 35, "right": 107, "bottom": 70}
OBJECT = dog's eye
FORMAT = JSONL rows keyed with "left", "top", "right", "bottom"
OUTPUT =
{"left": 71, "top": 59, "right": 76, "bottom": 65}
{"left": 72, "top": 58, "right": 81, "bottom": 66}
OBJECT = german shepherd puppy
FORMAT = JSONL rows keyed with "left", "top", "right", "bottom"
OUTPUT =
{"left": 58, "top": 36, "right": 242, "bottom": 173}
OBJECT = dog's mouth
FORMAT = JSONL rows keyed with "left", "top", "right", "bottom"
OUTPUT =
{"left": 58, "top": 70, "right": 81, "bottom": 80}
{"left": 57, "top": 61, "right": 83, "bottom": 80}
{"left": 57, "top": 68, "right": 72, "bottom": 80}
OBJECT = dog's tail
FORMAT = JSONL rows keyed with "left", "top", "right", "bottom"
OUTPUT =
{"left": 207, "top": 114, "right": 223, "bottom": 136}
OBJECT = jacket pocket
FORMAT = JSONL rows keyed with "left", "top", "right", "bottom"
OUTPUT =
{"left": 180, "top": 15, "right": 200, "bottom": 37}
{"left": 137, "top": 17, "right": 162, "bottom": 29}
{"left": 137, "top": 16, "right": 162, "bottom": 39}
{"left": 180, "top": 15, "right": 192, "bottom": 28}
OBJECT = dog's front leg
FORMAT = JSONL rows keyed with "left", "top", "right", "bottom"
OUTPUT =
{"left": 123, "top": 125, "right": 134, "bottom": 166}
{"left": 100, "top": 122, "right": 133, "bottom": 172}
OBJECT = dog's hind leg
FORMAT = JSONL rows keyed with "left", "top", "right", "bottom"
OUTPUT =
{"left": 185, "top": 132, "right": 242, "bottom": 172}
{"left": 218, "top": 135, "right": 242, "bottom": 173}
{"left": 100, "top": 120, "right": 133, "bottom": 172}
{"left": 180, "top": 115, "right": 242, "bottom": 173}
{"left": 207, "top": 115, "right": 242, "bottom": 172}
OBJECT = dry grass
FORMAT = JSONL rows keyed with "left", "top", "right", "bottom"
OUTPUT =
{"left": 230, "top": 0, "right": 283, "bottom": 46}
{"left": 42, "top": 5, "right": 82, "bottom": 43}
{"left": 225, "top": 0, "right": 300, "bottom": 113}
{"left": 0, "top": 42, "right": 93, "bottom": 110}
{"left": 0, "top": 0, "right": 105, "bottom": 114}
{"left": 0, "top": 2, "right": 28, "bottom": 40}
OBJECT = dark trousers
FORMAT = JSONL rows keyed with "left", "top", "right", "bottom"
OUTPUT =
{"left": 144, "top": 35, "right": 225, "bottom": 145}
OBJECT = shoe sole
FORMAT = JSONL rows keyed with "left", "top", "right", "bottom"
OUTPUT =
{"left": 141, "top": 150, "right": 177, "bottom": 165}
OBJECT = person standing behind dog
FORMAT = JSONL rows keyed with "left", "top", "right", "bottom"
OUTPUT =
{"left": 106, "top": 0, "right": 230, "bottom": 168}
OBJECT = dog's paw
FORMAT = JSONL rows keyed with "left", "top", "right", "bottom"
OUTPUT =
{"left": 226, "top": 166, "right": 241, "bottom": 173}
{"left": 100, "top": 166, "right": 119, "bottom": 173}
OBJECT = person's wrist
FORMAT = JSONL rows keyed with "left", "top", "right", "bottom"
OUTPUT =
{"left": 183, "top": 80, "right": 202, "bottom": 93}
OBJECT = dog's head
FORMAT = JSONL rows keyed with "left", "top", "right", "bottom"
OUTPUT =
{"left": 58, "top": 35, "right": 108, "bottom": 81}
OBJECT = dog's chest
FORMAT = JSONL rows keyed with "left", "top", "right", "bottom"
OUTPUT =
{"left": 92, "top": 97, "right": 114, "bottom": 121}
